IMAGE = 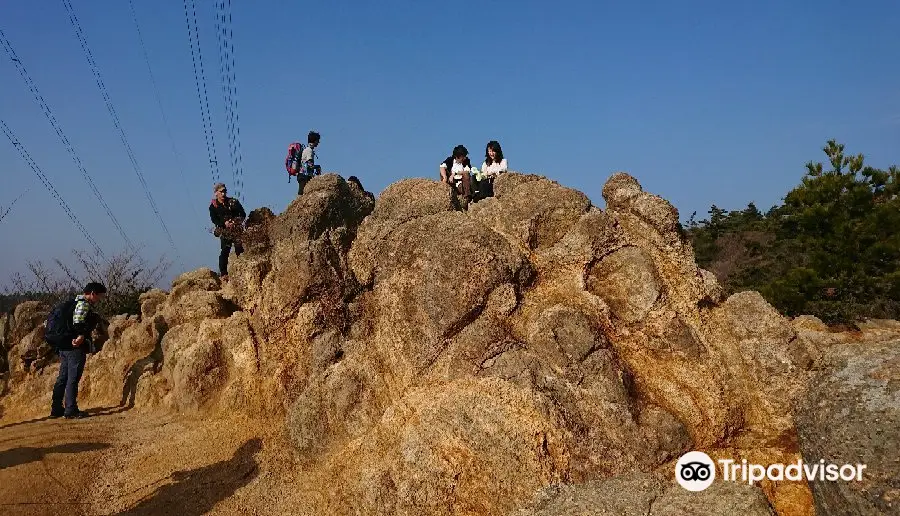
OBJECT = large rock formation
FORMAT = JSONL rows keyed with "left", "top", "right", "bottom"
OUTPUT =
{"left": 2, "top": 172, "right": 897, "bottom": 516}
{"left": 516, "top": 472, "right": 775, "bottom": 516}
{"left": 795, "top": 339, "right": 900, "bottom": 515}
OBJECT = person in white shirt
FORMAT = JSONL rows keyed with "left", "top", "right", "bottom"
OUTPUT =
{"left": 439, "top": 144, "right": 472, "bottom": 200}
{"left": 297, "top": 131, "right": 321, "bottom": 195}
{"left": 474, "top": 140, "right": 507, "bottom": 200}
{"left": 481, "top": 140, "right": 508, "bottom": 177}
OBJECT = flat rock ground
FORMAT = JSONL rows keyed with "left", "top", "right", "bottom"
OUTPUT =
{"left": 0, "top": 407, "right": 319, "bottom": 515}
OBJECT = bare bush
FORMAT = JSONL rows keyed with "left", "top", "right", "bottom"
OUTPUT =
{"left": 4, "top": 248, "right": 170, "bottom": 317}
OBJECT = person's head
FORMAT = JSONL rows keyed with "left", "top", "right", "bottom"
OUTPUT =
{"left": 82, "top": 282, "right": 107, "bottom": 303}
{"left": 452, "top": 144, "right": 468, "bottom": 164}
{"left": 214, "top": 183, "right": 227, "bottom": 202}
{"left": 308, "top": 131, "right": 321, "bottom": 148}
{"left": 485, "top": 140, "right": 503, "bottom": 164}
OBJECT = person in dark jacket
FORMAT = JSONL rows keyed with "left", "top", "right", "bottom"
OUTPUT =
{"left": 209, "top": 182, "right": 246, "bottom": 281}
{"left": 439, "top": 144, "right": 473, "bottom": 200}
{"left": 50, "top": 282, "right": 106, "bottom": 419}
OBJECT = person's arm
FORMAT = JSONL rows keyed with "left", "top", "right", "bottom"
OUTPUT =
{"left": 235, "top": 199, "right": 246, "bottom": 220}
{"left": 439, "top": 163, "right": 448, "bottom": 182}
{"left": 210, "top": 203, "right": 224, "bottom": 228}
{"left": 71, "top": 298, "right": 90, "bottom": 344}
{"left": 498, "top": 159, "right": 508, "bottom": 174}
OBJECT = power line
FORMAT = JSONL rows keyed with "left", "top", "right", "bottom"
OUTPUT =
{"left": 0, "top": 28, "right": 136, "bottom": 251}
{"left": 60, "top": 0, "right": 179, "bottom": 258}
{"left": 1, "top": 118, "right": 106, "bottom": 259}
{"left": 0, "top": 189, "right": 28, "bottom": 224}
{"left": 214, "top": 0, "right": 245, "bottom": 199}
{"left": 184, "top": 0, "right": 219, "bottom": 186}
{"left": 226, "top": 0, "right": 246, "bottom": 199}
{"left": 127, "top": 0, "right": 201, "bottom": 222}
{"left": 214, "top": 0, "right": 235, "bottom": 193}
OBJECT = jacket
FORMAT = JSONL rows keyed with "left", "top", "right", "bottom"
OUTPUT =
{"left": 209, "top": 197, "right": 247, "bottom": 229}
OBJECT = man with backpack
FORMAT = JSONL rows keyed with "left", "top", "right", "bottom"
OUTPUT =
{"left": 209, "top": 182, "right": 246, "bottom": 281}
{"left": 285, "top": 131, "right": 322, "bottom": 195}
{"left": 46, "top": 282, "right": 106, "bottom": 419}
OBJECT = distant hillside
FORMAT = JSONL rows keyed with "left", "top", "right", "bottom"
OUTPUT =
{"left": 686, "top": 140, "right": 900, "bottom": 324}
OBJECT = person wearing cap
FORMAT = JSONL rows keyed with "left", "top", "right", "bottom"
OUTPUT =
{"left": 209, "top": 183, "right": 246, "bottom": 281}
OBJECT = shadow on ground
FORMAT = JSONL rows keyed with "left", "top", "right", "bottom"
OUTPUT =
{"left": 0, "top": 442, "right": 111, "bottom": 470}
{"left": 117, "top": 438, "right": 262, "bottom": 516}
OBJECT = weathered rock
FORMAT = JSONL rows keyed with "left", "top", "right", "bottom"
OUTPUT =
{"left": 515, "top": 473, "right": 665, "bottom": 516}
{"left": 162, "top": 290, "right": 235, "bottom": 327}
{"left": 161, "top": 320, "right": 225, "bottom": 410}
{"left": 158, "top": 311, "right": 259, "bottom": 413}
{"left": 706, "top": 291, "right": 815, "bottom": 440}
{"left": 4, "top": 171, "right": 876, "bottom": 516}
{"left": 585, "top": 246, "right": 661, "bottom": 324}
{"left": 77, "top": 314, "right": 160, "bottom": 407}
{"left": 367, "top": 178, "right": 457, "bottom": 226}
{"left": 492, "top": 172, "right": 546, "bottom": 198}
{"left": 10, "top": 301, "right": 48, "bottom": 345}
{"left": 242, "top": 207, "right": 277, "bottom": 253}
{"left": 0, "top": 311, "right": 11, "bottom": 351}
{"left": 327, "top": 378, "right": 573, "bottom": 516}
{"left": 268, "top": 174, "right": 374, "bottom": 244}
{"left": 651, "top": 481, "right": 776, "bottom": 516}
{"left": 0, "top": 312, "right": 11, "bottom": 375}
{"left": 601, "top": 172, "right": 644, "bottom": 209}
{"left": 139, "top": 289, "right": 167, "bottom": 320}
{"left": 348, "top": 178, "right": 457, "bottom": 287}
{"left": 17, "top": 324, "right": 54, "bottom": 372}
{"left": 354, "top": 212, "right": 533, "bottom": 386}
{"left": 516, "top": 473, "right": 775, "bottom": 516}
{"left": 287, "top": 347, "right": 390, "bottom": 462}
{"left": 700, "top": 268, "right": 725, "bottom": 304}
{"left": 795, "top": 340, "right": 900, "bottom": 515}
{"left": 469, "top": 175, "right": 592, "bottom": 250}
{"left": 170, "top": 268, "right": 221, "bottom": 298}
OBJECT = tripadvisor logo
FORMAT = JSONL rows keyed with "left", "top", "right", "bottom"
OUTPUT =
{"left": 675, "top": 451, "right": 866, "bottom": 491}
{"left": 676, "top": 451, "right": 716, "bottom": 491}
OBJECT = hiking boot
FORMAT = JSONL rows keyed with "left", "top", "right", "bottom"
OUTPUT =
{"left": 49, "top": 411, "right": 64, "bottom": 419}
{"left": 64, "top": 410, "right": 89, "bottom": 419}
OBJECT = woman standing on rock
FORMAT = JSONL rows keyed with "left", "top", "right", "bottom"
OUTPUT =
{"left": 209, "top": 183, "right": 246, "bottom": 282}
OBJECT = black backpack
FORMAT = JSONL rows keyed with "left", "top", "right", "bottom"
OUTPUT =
{"left": 44, "top": 298, "right": 77, "bottom": 348}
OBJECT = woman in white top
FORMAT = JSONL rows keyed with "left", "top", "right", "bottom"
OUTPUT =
{"left": 473, "top": 140, "right": 507, "bottom": 201}
{"left": 481, "top": 140, "right": 508, "bottom": 177}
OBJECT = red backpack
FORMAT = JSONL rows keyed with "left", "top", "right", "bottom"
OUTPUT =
{"left": 285, "top": 142, "right": 305, "bottom": 181}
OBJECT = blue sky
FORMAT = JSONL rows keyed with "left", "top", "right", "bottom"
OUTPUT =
{"left": 2, "top": 0, "right": 899, "bottom": 286}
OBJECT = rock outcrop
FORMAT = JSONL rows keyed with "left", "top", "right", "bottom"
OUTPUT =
{"left": 516, "top": 473, "right": 775, "bottom": 516}
{"left": 2, "top": 171, "right": 898, "bottom": 516}
{"left": 795, "top": 339, "right": 900, "bottom": 515}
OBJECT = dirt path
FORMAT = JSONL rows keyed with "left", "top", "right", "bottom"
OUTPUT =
{"left": 0, "top": 407, "right": 301, "bottom": 515}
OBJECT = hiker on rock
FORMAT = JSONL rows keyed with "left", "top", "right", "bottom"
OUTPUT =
{"left": 347, "top": 175, "right": 375, "bottom": 203}
{"left": 439, "top": 144, "right": 472, "bottom": 200}
{"left": 474, "top": 140, "right": 508, "bottom": 200}
{"left": 298, "top": 131, "right": 322, "bottom": 195}
{"left": 48, "top": 282, "right": 106, "bottom": 419}
{"left": 209, "top": 182, "right": 246, "bottom": 281}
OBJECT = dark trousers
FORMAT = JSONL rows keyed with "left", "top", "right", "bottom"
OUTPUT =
{"left": 297, "top": 171, "right": 317, "bottom": 195}
{"left": 472, "top": 177, "right": 495, "bottom": 202}
{"left": 219, "top": 238, "right": 244, "bottom": 276}
{"left": 52, "top": 349, "right": 87, "bottom": 415}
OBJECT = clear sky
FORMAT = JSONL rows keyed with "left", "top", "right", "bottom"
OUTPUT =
{"left": 2, "top": 0, "right": 899, "bottom": 286}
